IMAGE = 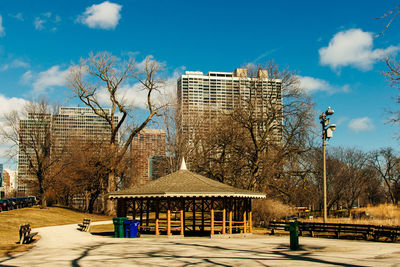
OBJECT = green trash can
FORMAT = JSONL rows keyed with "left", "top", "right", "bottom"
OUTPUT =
{"left": 289, "top": 220, "right": 299, "bottom": 250}
{"left": 113, "top": 217, "right": 128, "bottom": 238}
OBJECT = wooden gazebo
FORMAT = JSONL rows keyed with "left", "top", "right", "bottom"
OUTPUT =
{"left": 108, "top": 161, "right": 265, "bottom": 236}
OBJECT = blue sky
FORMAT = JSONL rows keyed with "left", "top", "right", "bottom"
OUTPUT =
{"left": 1, "top": 0, "right": 400, "bottom": 168}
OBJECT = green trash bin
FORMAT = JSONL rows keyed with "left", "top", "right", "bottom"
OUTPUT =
{"left": 113, "top": 217, "right": 128, "bottom": 238}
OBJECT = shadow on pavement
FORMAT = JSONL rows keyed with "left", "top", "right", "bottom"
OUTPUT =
{"left": 90, "top": 231, "right": 114, "bottom": 237}
{"left": 68, "top": 240, "right": 368, "bottom": 267}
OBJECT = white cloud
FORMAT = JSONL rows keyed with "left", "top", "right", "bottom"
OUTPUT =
{"left": 1, "top": 59, "right": 30, "bottom": 71}
{"left": 32, "top": 66, "right": 68, "bottom": 94}
{"left": 34, "top": 12, "right": 61, "bottom": 31}
{"left": 10, "top": 59, "right": 29, "bottom": 68}
{"left": 348, "top": 117, "right": 375, "bottom": 133}
{"left": 297, "top": 75, "right": 350, "bottom": 94}
{"left": 0, "top": 94, "right": 29, "bottom": 117}
{"left": 21, "top": 70, "right": 33, "bottom": 84}
{"left": 43, "top": 12, "right": 52, "bottom": 18}
{"left": 0, "top": 95, "right": 30, "bottom": 163}
{"left": 298, "top": 76, "right": 330, "bottom": 93}
{"left": 34, "top": 17, "right": 45, "bottom": 30}
{"left": 9, "top": 13, "right": 23, "bottom": 21}
{"left": 0, "top": 15, "right": 5, "bottom": 37}
{"left": 319, "top": 28, "right": 400, "bottom": 70}
{"left": 78, "top": 1, "right": 122, "bottom": 30}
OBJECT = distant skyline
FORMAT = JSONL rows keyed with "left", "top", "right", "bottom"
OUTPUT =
{"left": 1, "top": 0, "right": 400, "bottom": 168}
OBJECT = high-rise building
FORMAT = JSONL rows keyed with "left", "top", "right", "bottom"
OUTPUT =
{"left": 2, "top": 169, "right": 17, "bottom": 198}
{"left": 131, "top": 128, "right": 166, "bottom": 186}
{"left": 177, "top": 68, "right": 283, "bottom": 143}
{"left": 17, "top": 107, "right": 118, "bottom": 195}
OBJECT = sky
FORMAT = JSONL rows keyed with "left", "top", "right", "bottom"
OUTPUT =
{"left": 0, "top": 0, "right": 400, "bottom": 168}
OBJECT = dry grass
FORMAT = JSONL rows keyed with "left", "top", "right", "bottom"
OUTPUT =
{"left": 302, "top": 204, "right": 400, "bottom": 226}
{"left": 0, "top": 206, "right": 111, "bottom": 257}
{"left": 90, "top": 223, "right": 114, "bottom": 234}
{"left": 357, "top": 204, "right": 400, "bottom": 225}
{"left": 252, "top": 199, "right": 295, "bottom": 225}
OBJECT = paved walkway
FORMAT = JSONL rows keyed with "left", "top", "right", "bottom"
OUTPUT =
{"left": 1, "top": 222, "right": 400, "bottom": 266}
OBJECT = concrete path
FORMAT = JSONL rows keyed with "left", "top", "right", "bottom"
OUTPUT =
{"left": 1, "top": 222, "right": 400, "bottom": 266}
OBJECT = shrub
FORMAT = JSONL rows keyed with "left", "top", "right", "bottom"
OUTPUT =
{"left": 252, "top": 199, "right": 295, "bottom": 226}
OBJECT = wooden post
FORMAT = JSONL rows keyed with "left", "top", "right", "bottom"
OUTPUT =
{"left": 248, "top": 199, "right": 252, "bottom": 233}
{"left": 249, "top": 211, "right": 252, "bottom": 233}
{"left": 155, "top": 199, "right": 159, "bottom": 221}
{"left": 132, "top": 199, "right": 136, "bottom": 220}
{"left": 155, "top": 219, "right": 159, "bottom": 235}
{"left": 192, "top": 199, "right": 196, "bottom": 232}
{"left": 180, "top": 209, "right": 184, "bottom": 236}
{"left": 229, "top": 210, "right": 233, "bottom": 234}
{"left": 182, "top": 199, "right": 186, "bottom": 234}
{"left": 117, "top": 198, "right": 127, "bottom": 217}
{"left": 243, "top": 209, "right": 247, "bottom": 233}
{"left": 201, "top": 199, "right": 205, "bottom": 232}
{"left": 222, "top": 208, "right": 226, "bottom": 234}
{"left": 155, "top": 199, "right": 160, "bottom": 235}
{"left": 233, "top": 199, "right": 237, "bottom": 221}
{"left": 139, "top": 199, "right": 143, "bottom": 223}
{"left": 211, "top": 208, "right": 215, "bottom": 235}
{"left": 167, "top": 209, "right": 171, "bottom": 236}
{"left": 146, "top": 199, "right": 150, "bottom": 226}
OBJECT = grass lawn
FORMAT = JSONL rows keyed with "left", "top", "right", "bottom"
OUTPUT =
{"left": 0, "top": 206, "right": 111, "bottom": 257}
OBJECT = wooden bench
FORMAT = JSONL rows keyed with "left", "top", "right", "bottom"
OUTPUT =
{"left": 268, "top": 221, "right": 290, "bottom": 235}
{"left": 19, "top": 224, "right": 38, "bottom": 244}
{"left": 268, "top": 221, "right": 400, "bottom": 242}
{"left": 78, "top": 218, "right": 91, "bottom": 232}
{"left": 299, "top": 222, "right": 375, "bottom": 240}
{"left": 373, "top": 225, "right": 400, "bottom": 242}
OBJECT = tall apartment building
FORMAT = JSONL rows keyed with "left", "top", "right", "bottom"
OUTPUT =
{"left": 17, "top": 107, "right": 117, "bottom": 195}
{"left": 177, "top": 68, "right": 283, "bottom": 143}
{"left": 131, "top": 128, "right": 166, "bottom": 186}
{"left": 2, "top": 169, "right": 17, "bottom": 198}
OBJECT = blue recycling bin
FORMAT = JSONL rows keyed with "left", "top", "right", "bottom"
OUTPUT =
{"left": 123, "top": 220, "right": 140, "bottom": 238}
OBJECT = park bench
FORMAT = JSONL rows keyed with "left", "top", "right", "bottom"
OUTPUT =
{"left": 268, "top": 221, "right": 400, "bottom": 242}
{"left": 19, "top": 224, "right": 38, "bottom": 244}
{"left": 78, "top": 218, "right": 91, "bottom": 232}
{"left": 373, "top": 225, "right": 400, "bottom": 242}
{"left": 268, "top": 221, "right": 290, "bottom": 235}
{"left": 299, "top": 222, "right": 375, "bottom": 239}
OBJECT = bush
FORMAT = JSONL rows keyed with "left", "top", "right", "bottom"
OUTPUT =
{"left": 252, "top": 199, "right": 295, "bottom": 226}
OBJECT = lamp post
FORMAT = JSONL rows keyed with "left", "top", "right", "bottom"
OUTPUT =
{"left": 319, "top": 107, "right": 336, "bottom": 224}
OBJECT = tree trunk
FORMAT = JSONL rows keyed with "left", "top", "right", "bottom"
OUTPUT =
{"left": 38, "top": 179, "right": 47, "bottom": 209}
{"left": 105, "top": 172, "right": 115, "bottom": 215}
{"left": 41, "top": 195, "right": 47, "bottom": 209}
{"left": 88, "top": 193, "right": 97, "bottom": 214}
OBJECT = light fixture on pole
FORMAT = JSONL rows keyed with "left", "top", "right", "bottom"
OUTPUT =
{"left": 319, "top": 106, "right": 336, "bottom": 224}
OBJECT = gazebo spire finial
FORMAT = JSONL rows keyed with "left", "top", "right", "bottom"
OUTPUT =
{"left": 180, "top": 157, "right": 187, "bottom": 170}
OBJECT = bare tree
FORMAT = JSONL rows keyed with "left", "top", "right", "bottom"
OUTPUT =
{"left": 375, "top": 6, "right": 400, "bottom": 132}
{"left": 67, "top": 52, "right": 167, "bottom": 214}
{"left": 376, "top": 5, "right": 400, "bottom": 37}
{"left": 180, "top": 62, "right": 316, "bottom": 202}
{"left": 331, "top": 148, "right": 370, "bottom": 212}
{"left": 61, "top": 137, "right": 111, "bottom": 213}
{"left": 0, "top": 98, "right": 65, "bottom": 208}
{"left": 369, "top": 147, "right": 400, "bottom": 204}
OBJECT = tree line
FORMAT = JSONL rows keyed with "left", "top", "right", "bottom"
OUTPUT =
{"left": 1, "top": 52, "right": 399, "bottom": 215}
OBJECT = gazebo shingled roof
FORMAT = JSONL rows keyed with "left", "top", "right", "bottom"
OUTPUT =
{"left": 108, "top": 169, "right": 266, "bottom": 199}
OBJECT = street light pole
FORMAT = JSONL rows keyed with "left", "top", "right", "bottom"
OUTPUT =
{"left": 319, "top": 107, "right": 336, "bottom": 224}
{"left": 322, "top": 133, "right": 327, "bottom": 223}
